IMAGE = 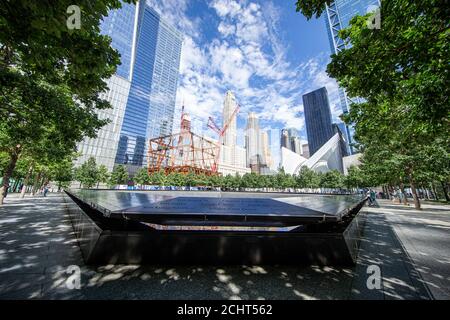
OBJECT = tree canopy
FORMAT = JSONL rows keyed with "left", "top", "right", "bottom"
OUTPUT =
{"left": 295, "top": 0, "right": 450, "bottom": 208}
{"left": 0, "top": 0, "right": 134, "bottom": 203}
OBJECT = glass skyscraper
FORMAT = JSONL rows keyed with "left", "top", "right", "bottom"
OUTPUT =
{"left": 115, "top": 3, "right": 182, "bottom": 173}
{"left": 303, "top": 87, "right": 334, "bottom": 156}
{"left": 75, "top": 1, "right": 182, "bottom": 176}
{"left": 99, "top": 1, "right": 136, "bottom": 81}
{"left": 325, "top": 0, "right": 381, "bottom": 153}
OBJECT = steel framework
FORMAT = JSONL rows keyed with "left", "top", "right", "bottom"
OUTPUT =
{"left": 147, "top": 102, "right": 240, "bottom": 176}
{"left": 147, "top": 130, "right": 219, "bottom": 176}
{"left": 147, "top": 107, "right": 220, "bottom": 175}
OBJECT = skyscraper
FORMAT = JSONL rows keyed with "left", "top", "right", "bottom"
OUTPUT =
{"left": 280, "top": 128, "right": 302, "bottom": 155}
{"left": 74, "top": 1, "right": 136, "bottom": 171}
{"left": 220, "top": 90, "right": 239, "bottom": 167}
{"left": 245, "top": 112, "right": 260, "bottom": 169}
{"left": 260, "top": 130, "right": 273, "bottom": 169}
{"left": 303, "top": 87, "right": 334, "bottom": 156}
{"left": 280, "top": 129, "right": 290, "bottom": 150}
{"left": 75, "top": 1, "right": 182, "bottom": 175}
{"left": 222, "top": 91, "right": 238, "bottom": 147}
{"left": 325, "top": 0, "right": 380, "bottom": 153}
{"left": 112, "top": 3, "right": 182, "bottom": 174}
{"left": 291, "top": 136, "right": 303, "bottom": 155}
{"left": 332, "top": 123, "right": 349, "bottom": 158}
{"left": 301, "top": 143, "right": 310, "bottom": 159}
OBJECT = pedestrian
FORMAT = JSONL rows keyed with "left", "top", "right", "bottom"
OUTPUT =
{"left": 370, "top": 189, "right": 376, "bottom": 203}
{"left": 43, "top": 185, "right": 49, "bottom": 197}
{"left": 367, "top": 190, "right": 373, "bottom": 205}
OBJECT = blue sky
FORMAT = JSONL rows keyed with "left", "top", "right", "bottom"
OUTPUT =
{"left": 147, "top": 0, "right": 343, "bottom": 166}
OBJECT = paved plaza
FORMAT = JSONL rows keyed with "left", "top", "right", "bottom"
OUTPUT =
{"left": 0, "top": 193, "right": 448, "bottom": 300}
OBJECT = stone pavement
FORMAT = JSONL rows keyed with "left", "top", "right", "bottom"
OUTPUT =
{"left": 0, "top": 193, "right": 443, "bottom": 300}
{"left": 378, "top": 199, "right": 450, "bottom": 299}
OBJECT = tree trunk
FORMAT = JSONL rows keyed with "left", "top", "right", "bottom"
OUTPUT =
{"left": 399, "top": 183, "right": 409, "bottom": 205}
{"left": 441, "top": 181, "right": 450, "bottom": 202}
{"left": 0, "top": 145, "right": 22, "bottom": 205}
{"left": 422, "top": 185, "right": 430, "bottom": 200}
{"left": 31, "top": 171, "right": 42, "bottom": 196}
{"left": 431, "top": 183, "right": 439, "bottom": 201}
{"left": 408, "top": 174, "right": 421, "bottom": 210}
{"left": 20, "top": 165, "right": 34, "bottom": 198}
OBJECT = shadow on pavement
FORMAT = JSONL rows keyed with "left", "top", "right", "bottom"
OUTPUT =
{"left": 0, "top": 195, "right": 437, "bottom": 300}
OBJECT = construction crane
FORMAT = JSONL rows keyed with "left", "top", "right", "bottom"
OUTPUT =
{"left": 207, "top": 104, "right": 240, "bottom": 173}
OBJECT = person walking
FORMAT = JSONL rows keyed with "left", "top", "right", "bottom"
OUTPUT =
{"left": 43, "top": 185, "right": 49, "bottom": 197}
{"left": 370, "top": 189, "right": 376, "bottom": 205}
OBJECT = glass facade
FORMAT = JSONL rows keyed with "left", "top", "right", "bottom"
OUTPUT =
{"left": 75, "top": 1, "right": 182, "bottom": 177}
{"left": 147, "top": 19, "right": 183, "bottom": 140}
{"left": 99, "top": 1, "right": 136, "bottom": 80}
{"left": 325, "top": 0, "right": 380, "bottom": 153}
{"left": 114, "top": 4, "right": 182, "bottom": 174}
{"left": 302, "top": 87, "right": 334, "bottom": 156}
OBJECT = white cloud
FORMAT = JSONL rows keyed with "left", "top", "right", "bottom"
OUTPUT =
{"left": 210, "top": 0, "right": 242, "bottom": 18}
{"left": 147, "top": 0, "right": 342, "bottom": 148}
{"left": 217, "top": 22, "right": 236, "bottom": 37}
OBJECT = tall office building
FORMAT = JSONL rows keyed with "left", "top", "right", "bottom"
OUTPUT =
{"left": 303, "top": 87, "right": 334, "bottom": 156}
{"left": 280, "top": 128, "right": 302, "bottom": 155}
{"left": 74, "top": 1, "right": 136, "bottom": 171}
{"left": 301, "top": 144, "right": 310, "bottom": 159}
{"left": 332, "top": 123, "right": 349, "bottom": 158}
{"left": 245, "top": 112, "right": 261, "bottom": 169}
{"left": 221, "top": 91, "right": 238, "bottom": 167}
{"left": 115, "top": 3, "right": 182, "bottom": 173}
{"left": 222, "top": 91, "right": 238, "bottom": 147}
{"left": 325, "top": 0, "right": 380, "bottom": 153}
{"left": 260, "top": 130, "right": 272, "bottom": 169}
{"left": 291, "top": 136, "right": 303, "bottom": 155}
{"left": 75, "top": 1, "right": 182, "bottom": 175}
{"left": 280, "top": 129, "right": 290, "bottom": 150}
{"left": 209, "top": 91, "right": 249, "bottom": 175}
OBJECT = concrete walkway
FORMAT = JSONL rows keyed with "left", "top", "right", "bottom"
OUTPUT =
{"left": 378, "top": 199, "right": 450, "bottom": 299}
{"left": 0, "top": 193, "right": 444, "bottom": 299}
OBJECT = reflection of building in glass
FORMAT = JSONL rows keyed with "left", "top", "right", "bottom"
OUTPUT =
{"left": 325, "top": 0, "right": 381, "bottom": 153}
{"left": 75, "top": 1, "right": 182, "bottom": 176}
{"left": 74, "top": 2, "right": 136, "bottom": 171}
{"left": 116, "top": 4, "right": 182, "bottom": 175}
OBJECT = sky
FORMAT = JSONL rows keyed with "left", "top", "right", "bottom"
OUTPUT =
{"left": 147, "top": 0, "right": 343, "bottom": 167}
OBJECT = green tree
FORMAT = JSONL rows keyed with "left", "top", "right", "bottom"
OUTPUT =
{"left": 0, "top": 1, "right": 133, "bottom": 204}
{"left": 133, "top": 167, "right": 149, "bottom": 187}
{"left": 320, "top": 170, "right": 344, "bottom": 189}
{"left": 47, "top": 153, "right": 77, "bottom": 191}
{"left": 344, "top": 166, "right": 363, "bottom": 190}
{"left": 295, "top": 167, "right": 321, "bottom": 189}
{"left": 97, "top": 165, "right": 110, "bottom": 189}
{"left": 295, "top": 0, "right": 450, "bottom": 208}
{"left": 77, "top": 157, "right": 99, "bottom": 189}
{"left": 109, "top": 165, "right": 129, "bottom": 187}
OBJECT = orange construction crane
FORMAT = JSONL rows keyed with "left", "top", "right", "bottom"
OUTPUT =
{"left": 207, "top": 104, "right": 240, "bottom": 173}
